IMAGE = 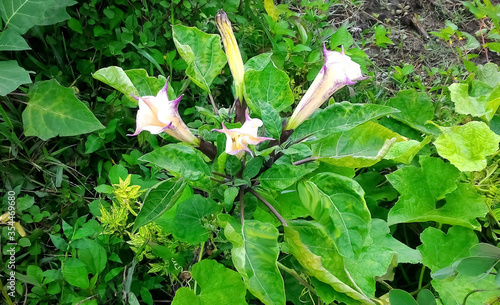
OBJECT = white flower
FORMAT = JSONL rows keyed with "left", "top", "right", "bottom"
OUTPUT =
{"left": 214, "top": 110, "right": 273, "bottom": 158}
{"left": 129, "top": 79, "right": 199, "bottom": 146}
{"left": 286, "top": 45, "right": 367, "bottom": 130}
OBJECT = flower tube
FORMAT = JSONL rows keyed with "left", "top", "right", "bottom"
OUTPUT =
{"left": 129, "top": 79, "right": 200, "bottom": 146}
{"left": 285, "top": 45, "right": 367, "bottom": 130}
{"left": 214, "top": 110, "right": 273, "bottom": 158}
{"left": 216, "top": 10, "right": 245, "bottom": 101}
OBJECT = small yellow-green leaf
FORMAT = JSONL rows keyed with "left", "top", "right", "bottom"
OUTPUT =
{"left": 434, "top": 121, "right": 500, "bottom": 171}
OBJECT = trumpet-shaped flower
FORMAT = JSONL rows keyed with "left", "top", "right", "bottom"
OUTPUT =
{"left": 216, "top": 10, "right": 245, "bottom": 101}
{"left": 285, "top": 45, "right": 368, "bottom": 130}
{"left": 214, "top": 111, "right": 273, "bottom": 158}
{"left": 129, "top": 80, "right": 200, "bottom": 146}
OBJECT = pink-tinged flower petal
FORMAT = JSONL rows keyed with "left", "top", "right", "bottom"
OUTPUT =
{"left": 128, "top": 97, "right": 165, "bottom": 136}
{"left": 213, "top": 112, "right": 273, "bottom": 158}
{"left": 286, "top": 45, "right": 368, "bottom": 130}
{"left": 129, "top": 79, "right": 200, "bottom": 146}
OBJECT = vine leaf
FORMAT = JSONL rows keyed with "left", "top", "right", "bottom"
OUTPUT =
{"left": 386, "top": 89, "right": 440, "bottom": 135}
{"left": 434, "top": 121, "right": 500, "bottom": 172}
{"left": 417, "top": 226, "right": 500, "bottom": 305}
{"left": 387, "top": 156, "right": 488, "bottom": 229}
{"left": 172, "top": 259, "right": 247, "bottom": 305}
{"left": 449, "top": 82, "right": 500, "bottom": 122}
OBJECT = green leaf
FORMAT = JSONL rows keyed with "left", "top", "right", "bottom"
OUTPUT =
{"left": 242, "top": 157, "right": 263, "bottom": 179}
{"left": 244, "top": 60, "right": 294, "bottom": 116}
{"left": 125, "top": 69, "right": 169, "bottom": 97}
{"left": 469, "top": 243, "right": 500, "bottom": 259}
{"left": 223, "top": 187, "right": 239, "bottom": 211}
{"left": 374, "top": 25, "right": 394, "bottom": 47}
{"left": 456, "top": 257, "right": 498, "bottom": 276}
{"left": 434, "top": 121, "right": 500, "bottom": 172}
{"left": 133, "top": 179, "right": 186, "bottom": 232}
{"left": 171, "top": 195, "right": 221, "bottom": 245}
{"left": 172, "top": 25, "right": 227, "bottom": 92}
{"left": 0, "top": 0, "right": 54, "bottom": 34}
{"left": 389, "top": 290, "right": 418, "bottom": 305}
{"left": 38, "top": 0, "right": 76, "bottom": 26}
{"left": 172, "top": 289, "right": 201, "bottom": 305}
{"left": 283, "top": 221, "right": 374, "bottom": 304}
{"left": 297, "top": 173, "right": 371, "bottom": 258}
{"left": 67, "top": 17, "right": 82, "bottom": 34}
{"left": 476, "top": 63, "right": 500, "bottom": 88}
{"left": 330, "top": 26, "right": 354, "bottom": 49}
{"left": 221, "top": 216, "right": 285, "bottom": 305}
{"left": 104, "top": 267, "right": 124, "bottom": 282}
{"left": 27, "top": 265, "right": 43, "bottom": 284}
{"left": 139, "top": 144, "right": 211, "bottom": 181}
{"left": 370, "top": 219, "right": 422, "bottom": 264}
{"left": 384, "top": 137, "right": 432, "bottom": 164}
{"left": 172, "top": 260, "right": 247, "bottom": 305}
{"left": 432, "top": 275, "right": 500, "bottom": 305}
{"left": 386, "top": 89, "right": 440, "bottom": 135}
{"left": 244, "top": 53, "right": 273, "bottom": 72}
{"left": 62, "top": 258, "right": 89, "bottom": 289}
{"left": 22, "top": 79, "right": 104, "bottom": 140}
{"left": 0, "top": 28, "right": 30, "bottom": 51}
{"left": 416, "top": 289, "right": 437, "bottom": 305}
{"left": 449, "top": 83, "right": 500, "bottom": 121}
{"left": 311, "top": 121, "right": 402, "bottom": 168}
{"left": 0, "top": 60, "right": 32, "bottom": 96}
{"left": 93, "top": 66, "right": 140, "bottom": 103}
{"left": 343, "top": 227, "right": 396, "bottom": 298}
{"left": 260, "top": 103, "right": 282, "bottom": 140}
{"left": 73, "top": 239, "right": 107, "bottom": 275}
{"left": 418, "top": 226, "right": 478, "bottom": 273}
{"left": 258, "top": 162, "right": 317, "bottom": 191}
{"left": 387, "top": 157, "right": 487, "bottom": 229}
{"left": 290, "top": 102, "right": 399, "bottom": 142}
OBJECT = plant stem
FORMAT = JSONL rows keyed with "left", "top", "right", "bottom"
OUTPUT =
{"left": 239, "top": 187, "right": 245, "bottom": 225}
{"left": 248, "top": 188, "right": 287, "bottom": 227}
{"left": 194, "top": 241, "right": 205, "bottom": 295}
{"left": 293, "top": 157, "right": 316, "bottom": 166}
{"left": 210, "top": 177, "right": 225, "bottom": 184}
{"left": 462, "top": 288, "right": 500, "bottom": 305}
{"left": 277, "top": 262, "right": 317, "bottom": 295}
{"left": 212, "top": 171, "right": 231, "bottom": 179}
{"left": 208, "top": 92, "right": 219, "bottom": 115}
{"left": 418, "top": 265, "right": 426, "bottom": 290}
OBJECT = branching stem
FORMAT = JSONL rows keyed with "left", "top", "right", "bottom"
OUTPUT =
{"left": 248, "top": 188, "right": 287, "bottom": 227}
{"left": 277, "top": 262, "right": 317, "bottom": 295}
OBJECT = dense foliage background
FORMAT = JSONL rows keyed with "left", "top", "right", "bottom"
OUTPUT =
{"left": 1, "top": 0, "right": 500, "bottom": 304}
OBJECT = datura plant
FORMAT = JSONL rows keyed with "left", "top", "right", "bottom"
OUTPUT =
{"left": 93, "top": 9, "right": 500, "bottom": 305}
